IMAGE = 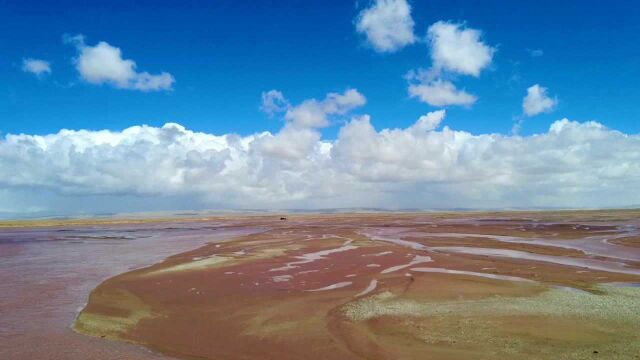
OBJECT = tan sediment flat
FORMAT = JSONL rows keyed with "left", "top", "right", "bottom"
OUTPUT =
{"left": 609, "top": 236, "right": 640, "bottom": 248}
{"left": 72, "top": 210, "right": 640, "bottom": 359}
{"left": 144, "top": 255, "right": 231, "bottom": 276}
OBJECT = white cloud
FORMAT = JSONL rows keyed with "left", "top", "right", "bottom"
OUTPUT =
{"left": 427, "top": 21, "right": 495, "bottom": 77}
{"left": 22, "top": 58, "right": 51, "bottom": 77}
{"left": 2, "top": 108, "right": 640, "bottom": 213}
{"left": 406, "top": 21, "right": 493, "bottom": 108}
{"left": 410, "top": 110, "right": 446, "bottom": 132}
{"left": 66, "top": 35, "right": 174, "bottom": 91}
{"left": 284, "top": 89, "right": 366, "bottom": 128}
{"left": 260, "top": 90, "right": 290, "bottom": 116}
{"left": 356, "top": 0, "right": 416, "bottom": 53}
{"left": 528, "top": 49, "right": 544, "bottom": 57}
{"left": 256, "top": 125, "right": 321, "bottom": 162}
{"left": 523, "top": 84, "right": 557, "bottom": 117}
{"left": 408, "top": 79, "right": 477, "bottom": 106}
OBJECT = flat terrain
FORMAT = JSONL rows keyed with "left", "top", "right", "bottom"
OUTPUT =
{"left": 2, "top": 211, "right": 640, "bottom": 359}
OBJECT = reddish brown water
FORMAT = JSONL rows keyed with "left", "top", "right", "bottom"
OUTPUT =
{"left": 2, "top": 211, "right": 640, "bottom": 360}
{"left": 0, "top": 221, "right": 262, "bottom": 359}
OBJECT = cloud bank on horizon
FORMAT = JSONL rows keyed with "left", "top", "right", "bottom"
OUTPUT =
{"left": 4, "top": 0, "right": 638, "bottom": 214}
{"left": 1, "top": 95, "right": 639, "bottom": 213}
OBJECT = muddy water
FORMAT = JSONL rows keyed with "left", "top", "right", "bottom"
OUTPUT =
{"left": 0, "top": 222, "right": 263, "bottom": 360}
{"left": 404, "top": 229, "right": 640, "bottom": 262}
{"left": 361, "top": 224, "right": 640, "bottom": 276}
{"left": 4, "top": 212, "right": 640, "bottom": 360}
{"left": 432, "top": 246, "right": 640, "bottom": 275}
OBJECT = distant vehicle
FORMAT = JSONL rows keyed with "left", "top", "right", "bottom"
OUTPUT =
{"left": 280, "top": 217, "right": 287, "bottom": 220}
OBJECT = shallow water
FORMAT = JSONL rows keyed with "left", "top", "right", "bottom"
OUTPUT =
{"left": 355, "top": 279, "right": 378, "bottom": 297}
{"left": 269, "top": 239, "right": 357, "bottom": 272}
{"left": 407, "top": 230, "right": 640, "bottom": 262}
{"left": 307, "top": 281, "right": 352, "bottom": 291}
{"left": 410, "top": 267, "right": 535, "bottom": 283}
{"left": 4, "top": 213, "right": 640, "bottom": 360}
{"left": 361, "top": 225, "right": 640, "bottom": 277}
{"left": 0, "top": 223, "right": 263, "bottom": 359}
{"left": 432, "top": 246, "right": 640, "bottom": 275}
{"left": 380, "top": 255, "right": 432, "bottom": 274}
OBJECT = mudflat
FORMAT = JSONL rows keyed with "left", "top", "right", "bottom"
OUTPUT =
{"left": 2, "top": 210, "right": 640, "bottom": 359}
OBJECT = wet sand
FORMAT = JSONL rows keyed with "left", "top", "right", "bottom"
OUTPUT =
{"left": 2, "top": 210, "right": 640, "bottom": 359}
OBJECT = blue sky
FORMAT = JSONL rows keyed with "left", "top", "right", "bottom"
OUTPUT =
{"left": 1, "top": 0, "right": 640, "bottom": 216}
{"left": 2, "top": 0, "right": 639, "bottom": 137}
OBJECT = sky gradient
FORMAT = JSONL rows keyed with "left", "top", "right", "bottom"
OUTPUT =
{"left": 1, "top": 0, "right": 639, "bottom": 216}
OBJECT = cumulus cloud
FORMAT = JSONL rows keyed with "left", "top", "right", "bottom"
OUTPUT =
{"left": 22, "top": 58, "right": 51, "bottom": 77}
{"left": 408, "top": 79, "right": 477, "bottom": 107}
{"left": 427, "top": 21, "right": 495, "bottom": 77}
{"left": 260, "top": 90, "right": 290, "bottom": 116}
{"left": 356, "top": 0, "right": 416, "bottom": 53}
{"left": 411, "top": 110, "right": 446, "bottom": 132}
{"left": 284, "top": 89, "right": 366, "bottom": 128}
{"left": 407, "top": 21, "right": 494, "bottom": 108}
{"left": 65, "top": 34, "right": 175, "bottom": 91}
{"left": 523, "top": 84, "right": 558, "bottom": 117}
{"left": 253, "top": 89, "right": 365, "bottom": 164}
{"left": 2, "top": 108, "right": 639, "bottom": 213}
